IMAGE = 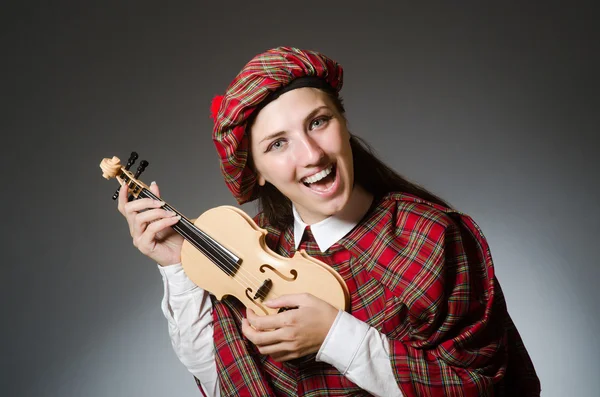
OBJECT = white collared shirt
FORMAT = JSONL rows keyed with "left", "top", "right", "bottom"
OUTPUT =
{"left": 159, "top": 187, "right": 403, "bottom": 396}
{"left": 292, "top": 184, "right": 375, "bottom": 252}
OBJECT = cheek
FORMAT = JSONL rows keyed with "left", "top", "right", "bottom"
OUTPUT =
{"left": 325, "top": 133, "right": 350, "bottom": 156}
{"left": 254, "top": 156, "right": 297, "bottom": 185}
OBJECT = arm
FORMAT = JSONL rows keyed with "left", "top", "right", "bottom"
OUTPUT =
{"left": 159, "top": 263, "right": 221, "bottom": 397}
{"left": 382, "top": 212, "right": 539, "bottom": 396}
{"left": 116, "top": 182, "right": 223, "bottom": 395}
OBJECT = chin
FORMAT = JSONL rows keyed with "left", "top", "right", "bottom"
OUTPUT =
{"left": 323, "top": 189, "right": 352, "bottom": 216}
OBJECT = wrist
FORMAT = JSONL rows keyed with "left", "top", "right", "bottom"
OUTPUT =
{"left": 157, "top": 254, "right": 182, "bottom": 267}
{"left": 158, "top": 261, "right": 181, "bottom": 267}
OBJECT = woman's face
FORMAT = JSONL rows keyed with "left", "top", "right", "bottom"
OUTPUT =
{"left": 250, "top": 87, "right": 354, "bottom": 224}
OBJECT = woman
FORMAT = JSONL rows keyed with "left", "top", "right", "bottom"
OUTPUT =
{"left": 118, "top": 47, "right": 541, "bottom": 396}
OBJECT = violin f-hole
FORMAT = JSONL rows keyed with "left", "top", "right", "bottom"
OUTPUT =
{"left": 260, "top": 264, "right": 298, "bottom": 282}
{"left": 245, "top": 288, "right": 269, "bottom": 315}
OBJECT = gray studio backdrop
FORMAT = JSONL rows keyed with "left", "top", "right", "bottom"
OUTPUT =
{"left": 3, "top": 2, "right": 598, "bottom": 396}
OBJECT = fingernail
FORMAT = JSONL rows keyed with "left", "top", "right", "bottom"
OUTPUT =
{"left": 151, "top": 181, "right": 156, "bottom": 185}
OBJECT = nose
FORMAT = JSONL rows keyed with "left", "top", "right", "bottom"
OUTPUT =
{"left": 297, "top": 134, "right": 325, "bottom": 166}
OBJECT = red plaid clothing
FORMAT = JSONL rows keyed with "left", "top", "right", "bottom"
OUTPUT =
{"left": 205, "top": 192, "right": 540, "bottom": 396}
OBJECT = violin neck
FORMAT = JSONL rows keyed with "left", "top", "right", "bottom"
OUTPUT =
{"left": 137, "top": 188, "right": 240, "bottom": 275}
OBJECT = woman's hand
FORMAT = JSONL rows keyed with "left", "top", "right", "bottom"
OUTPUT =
{"left": 117, "top": 181, "right": 184, "bottom": 267}
{"left": 241, "top": 293, "right": 339, "bottom": 362}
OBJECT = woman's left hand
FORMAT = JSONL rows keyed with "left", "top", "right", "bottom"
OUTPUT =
{"left": 242, "top": 293, "right": 339, "bottom": 362}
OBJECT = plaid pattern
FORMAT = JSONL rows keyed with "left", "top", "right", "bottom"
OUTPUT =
{"left": 211, "top": 47, "right": 343, "bottom": 204}
{"left": 204, "top": 193, "right": 541, "bottom": 396}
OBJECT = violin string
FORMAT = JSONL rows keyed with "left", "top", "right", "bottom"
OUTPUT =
{"left": 175, "top": 217, "right": 263, "bottom": 287}
{"left": 176, "top": 222, "right": 283, "bottom": 303}
{"left": 173, "top": 220, "right": 254, "bottom": 287}
{"left": 137, "top": 188, "right": 282, "bottom": 302}
{"left": 177, "top": 225, "right": 261, "bottom": 288}
{"left": 134, "top": 189, "right": 255, "bottom": 286}
{"left": 133, "top": 189, "right": 243, "bottom": 281}
{"left": 177, "top": 216, "right": 280, "bottom": 298}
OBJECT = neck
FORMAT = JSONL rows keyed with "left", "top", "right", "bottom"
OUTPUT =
{"left": 294, "top": 184, "right": 373, "bottom": 226}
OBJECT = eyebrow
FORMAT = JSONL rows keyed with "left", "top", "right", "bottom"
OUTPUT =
{"left": 259, "top": 105, "right": 330, "bottom": 144}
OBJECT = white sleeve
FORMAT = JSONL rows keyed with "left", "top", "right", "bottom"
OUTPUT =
{"left": 158, "top": 263, "right": 221, "bottom": 397}
{"left": 316, "top": 311, "right": 403, "bottom": 397}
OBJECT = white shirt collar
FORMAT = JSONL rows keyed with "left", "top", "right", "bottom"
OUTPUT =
{"left": 293, "top": 185, "right": 374, "bottom": 252}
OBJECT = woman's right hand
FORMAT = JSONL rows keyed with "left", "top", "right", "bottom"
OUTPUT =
{"left": 117, "top": 181, "right": 184, "bottom": 267}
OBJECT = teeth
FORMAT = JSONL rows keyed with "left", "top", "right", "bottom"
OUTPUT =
{"left": 302, "top": 165, "right": 333, "bottom": 184}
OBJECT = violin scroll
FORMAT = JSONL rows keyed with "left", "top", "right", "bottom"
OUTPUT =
{"left": 100, "top": 152, "right": 150, "bottom": 200}
{"left": 100, "top": 156, "right": 122, "bottom": 179}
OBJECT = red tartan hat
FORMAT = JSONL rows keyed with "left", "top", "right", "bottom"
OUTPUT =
{"left": 210, "top": 46, "right": 344, "bottom": 204}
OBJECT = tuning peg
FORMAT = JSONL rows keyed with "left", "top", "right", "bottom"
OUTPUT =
{"left": 124, "top": 152, "right": 138, "bottom": 170}
{"left": 126, "top": 160, "right": 149, "bottom": 201}
{"left": 111, "top": 152, "right": 142, "bottom": 200}
{"left": 112, "top": 187, "right": 121, "bottom": 201}
{"left": 134, "top": 160, "right": 149, "bottom": 178}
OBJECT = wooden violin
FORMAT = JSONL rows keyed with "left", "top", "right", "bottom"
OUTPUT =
{"left": 100, "top": 153, "right": 350, "bottom": 316}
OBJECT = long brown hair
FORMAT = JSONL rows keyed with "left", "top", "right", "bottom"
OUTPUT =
{"left": 250, "top": 91, "right": 451, "bottom": 229}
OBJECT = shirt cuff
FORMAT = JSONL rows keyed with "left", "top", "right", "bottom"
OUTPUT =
{"left": 316, "top": 310, "right": 370, "bottom": 374}
{"left": 158, "top": 263, "right": 200, "bottom": 295}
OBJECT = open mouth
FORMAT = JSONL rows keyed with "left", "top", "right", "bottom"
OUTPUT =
{"left": 301, "top": 164, "right": 337, "bottom": 192}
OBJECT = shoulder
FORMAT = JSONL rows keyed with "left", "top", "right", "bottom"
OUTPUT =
{"left": 377, "top": 192, "right": 458, "bottom": 241}
{"left": 352, "top": 192, "right": 491, "bottom": 299}
{"left": 379, "top": 193, "right": 491, "bottom": 257}
{"left": 376, "top": 191, "right": 489, "bottom": 256}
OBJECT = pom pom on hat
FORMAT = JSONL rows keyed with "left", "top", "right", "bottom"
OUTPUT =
{"left": 210, "top": 95, "right": 224, "bottom": 121}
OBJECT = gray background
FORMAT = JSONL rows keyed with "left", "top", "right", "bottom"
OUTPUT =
{"left": 2, "top": 1, "right": 598, "bottom": 396}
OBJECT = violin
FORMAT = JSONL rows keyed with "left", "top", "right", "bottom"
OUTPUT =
{"left": 100, "top": 153, "right": 350, "bottom": 316}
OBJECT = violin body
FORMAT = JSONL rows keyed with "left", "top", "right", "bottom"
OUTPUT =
{"left": 182, "top": 205, "right": 350, "bottom": 316}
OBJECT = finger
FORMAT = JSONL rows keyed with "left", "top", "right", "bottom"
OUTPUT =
{"left": 125, "top": 197, "right": 165, "bottom": 214}
{"left": 132, "top": 208, "right": 177, "bottom": 238}
{"left": 247, "top": 308, "right": 293, "bottom": 331}
{"left": 121, "top": 198, "right": 165, "bottom": 236}
{"left": 149, "top": 181, "right": 161, "bottom": 198}
{"left": 135, "top": 214, "right": 181, "bottom": 253}
{"left": 256, "top": 342, "right": 297, "bottom": 357}
{"left": 117, "top": 184, "right": 139, "bottom": 236}
{"left": 242, "top": 318, "right": 266, "bottom": 342}
{"left": 135, "top": 207, "right": 176, "bottom": 223}
{"left": 117, "top": 183, "right": 129, "bottom": 214}
{"left": 247, "top": 309, "right": 276, "bottom": 332}
{"left": 242, "top": 319, "right": 286, "bottom": 346}
{"left": 264, "top": 293, "right": 310, "bottom": 309}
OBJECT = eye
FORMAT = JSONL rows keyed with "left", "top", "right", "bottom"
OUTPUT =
{"left": 309, "top": 115, "right": 332, "bottom": 130}
{"left": 266, "top": 138, "right": 286, "bottom": 152}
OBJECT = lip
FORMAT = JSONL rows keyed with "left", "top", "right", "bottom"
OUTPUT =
{"left": 300, "top": 163, "right": 340, "bottom": 198}
{"left": 300, "top": 163, "right": 335, "bottom": 183}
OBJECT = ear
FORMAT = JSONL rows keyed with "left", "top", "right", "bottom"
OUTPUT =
{"left": 257, "top": 173, "right": 266, "bottom": 186}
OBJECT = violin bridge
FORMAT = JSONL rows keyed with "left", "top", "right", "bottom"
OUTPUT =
{"left": 253, "top": 278, "right": 272, "bottom": 301}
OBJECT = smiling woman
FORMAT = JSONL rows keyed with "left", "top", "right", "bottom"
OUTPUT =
{"left": 117, "top": 47, "right": 541, "bottom": 396}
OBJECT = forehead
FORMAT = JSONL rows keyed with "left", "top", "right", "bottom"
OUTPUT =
{"left": 250, "top": 88, "right": 332, "bottom": 137}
